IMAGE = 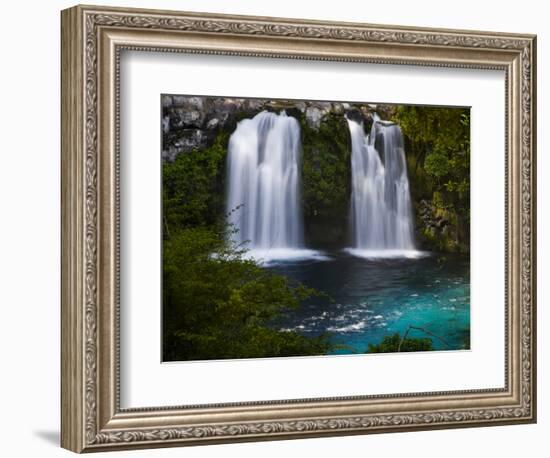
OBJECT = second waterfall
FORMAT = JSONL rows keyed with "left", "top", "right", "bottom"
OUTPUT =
{"left": 346, "top": 114, "right": 416, "bottom": 256}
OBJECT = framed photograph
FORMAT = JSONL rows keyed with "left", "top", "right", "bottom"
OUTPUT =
{"left": 61, "top": 4, "right": 537, "bottom": 453}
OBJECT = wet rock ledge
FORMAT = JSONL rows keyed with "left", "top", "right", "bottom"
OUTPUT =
{"left": 161, "top": 95, "right": 395, "bottom": 161}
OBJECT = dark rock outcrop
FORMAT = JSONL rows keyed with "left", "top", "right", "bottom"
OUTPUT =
{"left": 415, "top": 199, "right": 468, "bottom": 253}
{"left": 161, "top": 95, "right": 395, "bottom": 161}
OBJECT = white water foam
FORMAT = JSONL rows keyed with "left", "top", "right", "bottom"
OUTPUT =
{"left": 242, "top": 248, "right": 331, "bottom": 265}
{"left": 343, "top": 248, "right": 429, "bottom": 260}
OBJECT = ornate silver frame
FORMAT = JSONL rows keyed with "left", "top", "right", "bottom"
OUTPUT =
{"left": 61, "top": 4, "right": 537, "bottom": 453}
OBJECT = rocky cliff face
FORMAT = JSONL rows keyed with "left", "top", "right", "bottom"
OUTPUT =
{"left": 415, "top": 198, "right": 469, "bottom": 253}
{"left": 161, "top": 94, "right": 394, "bottom": 161}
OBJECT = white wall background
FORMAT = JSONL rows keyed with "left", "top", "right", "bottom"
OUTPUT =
{"left": 0, "top": 0, "right": 546, "bottom": 456}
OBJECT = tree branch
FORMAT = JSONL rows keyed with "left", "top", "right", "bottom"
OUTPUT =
{"left": 397, "top": 325, "right": 450, "bottom": 352}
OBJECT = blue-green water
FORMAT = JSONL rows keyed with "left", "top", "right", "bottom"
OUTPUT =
{"left": 268, "top": 252, "right": 470, "bottom": 353}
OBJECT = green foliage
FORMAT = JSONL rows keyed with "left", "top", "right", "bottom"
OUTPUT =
{"left": 367, "top": 333, "right": 434, "bottom": 353}
{"left": 393, "top": 106, "right": 470, "bottom": 208}
{"left": 300, "top": 113, "right": 351, "bottom": 246}
{"left": 162, "top": 224, "right": 333, "bottom": 361}
{"left": 162, "top": 131, "right": 229, "bottom": 232}
{"left": 301, "top": 113, "right": 351, "bottom": 220}
{"left": 392, "top": 106, "right": 470, "bottom": 252}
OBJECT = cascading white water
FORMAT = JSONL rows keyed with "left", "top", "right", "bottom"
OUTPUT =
{"left": 347, "top": 114, "right": 418, "bottom": 258}
{"left": 227, "top": 111, "right": 324, "bottom": 262}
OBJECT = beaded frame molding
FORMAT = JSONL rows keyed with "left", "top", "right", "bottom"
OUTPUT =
{"left": 61, "top": 4, "right": 536, "bottom": 453}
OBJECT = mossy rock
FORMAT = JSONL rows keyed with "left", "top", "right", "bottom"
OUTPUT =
{"left": 300, "top": 113, "right": 351, "bottom": 246}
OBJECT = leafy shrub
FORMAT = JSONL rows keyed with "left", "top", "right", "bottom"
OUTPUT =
{"left": 367, "top": 333, "right": 434, "bottom": 353}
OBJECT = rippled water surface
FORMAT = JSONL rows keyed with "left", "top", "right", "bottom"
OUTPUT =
{"left": 267, "top": 252, "right": 470, "bottom": 354}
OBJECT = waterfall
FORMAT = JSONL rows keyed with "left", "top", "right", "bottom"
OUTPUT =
{"left": 227, "top": 111, "right": 323, "bottom": 262}
{"left": 346, "top": 114, "right": 418, "bottom": 258}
